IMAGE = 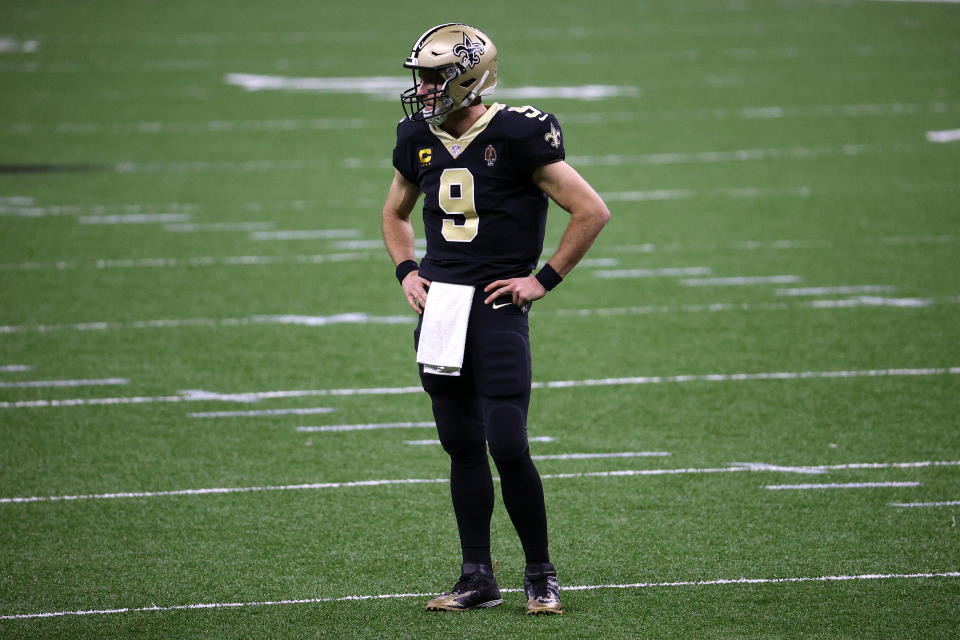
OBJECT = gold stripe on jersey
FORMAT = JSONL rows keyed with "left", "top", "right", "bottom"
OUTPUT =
{"left": 429, "top": 103, "right": 506, "bottom": 159}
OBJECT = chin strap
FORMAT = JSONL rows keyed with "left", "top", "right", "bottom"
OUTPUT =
{"left": 424, "top": 69, "right": 487, "bottom": 125}
{"left": 461, "top": 69, "right": 490, "bottom": 108}
{"left": 424, "top": 107, "right": 448, "bottom": 125}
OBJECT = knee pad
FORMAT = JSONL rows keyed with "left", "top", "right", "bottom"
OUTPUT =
{"left": 437, "top": 413, "right": 486, "bottom": 461}
{"left": 485, "top": 402, "right": 529, "bottom": 462}
{"left": 426, "top": 383, "right": 485, "bottom": 460}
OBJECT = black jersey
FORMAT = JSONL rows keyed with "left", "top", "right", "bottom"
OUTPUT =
{"left": 393, "top": 103, "right": 565, "bottom": 286}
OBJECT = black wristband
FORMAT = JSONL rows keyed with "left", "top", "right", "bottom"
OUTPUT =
{"left": 534, "top": 263, "right": 563, "bottom": 291}
{"left": 395, "top": 260, "right": 419, "bottom": 284}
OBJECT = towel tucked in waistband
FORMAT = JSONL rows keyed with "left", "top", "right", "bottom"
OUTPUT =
{"left": 416, "top": 282, "right": 475, "bottom": 376}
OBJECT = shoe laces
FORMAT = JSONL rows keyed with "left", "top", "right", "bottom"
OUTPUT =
{"left": 452, "top": 571, "right": 485, "bottom": 595}
{"left": 527, "top": 574, "right": 555, "bottom": 600}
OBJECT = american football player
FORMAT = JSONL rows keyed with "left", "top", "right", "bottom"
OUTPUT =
{"left": 381, "top": 22, "right": 610, "bottom": 615}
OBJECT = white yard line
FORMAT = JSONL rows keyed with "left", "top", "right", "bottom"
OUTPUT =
{"left": 926, "top": 128, "right": 960, "bottom": 143}
{"left": 809, "top": 297, "right": 930, "bottom": 309}
{"left": 532, "top": 452, "right": 671, "bottom": 460}
{"left": 533, "top": 368, "right": 960, "bottom": 390}
{"left": 404, "top": 436, "right": 557, "bottom": 446}
{"left": 249, "top": 229, "right": 361, "bottom": 240}
{"left": 6, "top": 118, "right": 372, "bottom": 135}
{"left": 775, "top": 285, "right": 895, "bottom": 297}
{"left": 599, "top": 186, "right": 811, "bottom": 201}
{"left": 337, "top": 239, "right": 425, "bottom": 250}
{"left": 2, "top": 295, "right": 953, "bottom": 334}
{"left": 10, "top": 103, "right": 958, "bottom": 137}
{"left": 0, "top": 312, "right": 412, "bottom": 335}
{"left": 727, "top": 239, "right": 827, "bottom": 250}
{"left": 598, "top": 189, "right": 693, "bottom": 201}
{"left": 681, "top": 275, "right": 802, "bottom": 287}
{"left": 164, "top": 222, "right": 275, "bottom": 233}
{"left": 606, "top": 235, "right": 952, "bottom": 253}
{"left": 566, "top": 144, "right": 873, "bottom": 167}
{"left": 2, "top": 460, "right": 956, "bottom": 505}
{"left": 78, "top": 213, "right": 192, "bottom": 225}
{"left": 0, "top": 198, "right": 373, "bottom": 219}
{"left": 0, "top": 251, "right": 372, "bottom": 272}
{"left": 814, "top": 461, "right": 960, "bottom": 471}
{"left": 0, "top": 365, "right": 31, "bottom": 372}
{"left": 872, "top": 0, "right": 960, "bottom": 3}
{"left": 297, "top": 422, "right": 435, "bottom": 433}
{"left": 2, "top": 368, "right": 958, "bottom": 409}
{"left": 0, "top": 378, "right": 128, "bottom": 389}
{"left": 2, "top": 571, "right": 956, "bottom": 620}
{"left": 4, "top": 571, "right": 956, "bottom": 620}
{"left": 577, "top": 257, "right": 619, "bottom": 268}
{"left": 247, "top": 314, "right": 411, "bottom": 327}
{"left": 766, "top": 482, "right": 921, "bottom": 490}
{"left": 594, "top": 267, "right": 711, "bottom": 279}
{"left": 890, "top": 500, "right": 960, "bottom": 508}
{"left": 0, "top": 478, "right": 451, "bottom": 504}
{"left": 494, "top": 85, "right": 640, "bottom": 100}
{"left": 732, "top": 461, "right": 959, "bottom": 475}
{"left": 0, "top": 37, "right": 39, "bottom": 53}
{"left": 0, "top": 202, "right": 196, "bottom": 218}
{"left": 188, "top": 407, "right": 334, "bottom": 418}
{"left": 224, "top": 73, "right": 639, "bottom": 101}
{"left": 882, "top": 234, "right": 953, "bottom": 245}
{"left": 112, "top": 159, "right": 325, "bottom": 173}
{"left": 224, "top": 74, "right": 411, "bottom": 93}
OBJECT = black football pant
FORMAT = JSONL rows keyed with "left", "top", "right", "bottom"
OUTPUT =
{"left": 415, "top": 289, "right": 550, "bottom": 567}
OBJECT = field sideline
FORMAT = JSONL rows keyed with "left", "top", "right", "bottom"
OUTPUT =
{"left": 1, "top": 0, "right": 958, "bottom": 638}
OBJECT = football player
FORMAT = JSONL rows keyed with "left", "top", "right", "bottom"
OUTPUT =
{"left": 381, "top": 23, "right": 610, "bottom": 615}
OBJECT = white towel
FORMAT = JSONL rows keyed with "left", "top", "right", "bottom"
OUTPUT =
{"left": 416, "top": 282, "right": 475, "bottom": 376}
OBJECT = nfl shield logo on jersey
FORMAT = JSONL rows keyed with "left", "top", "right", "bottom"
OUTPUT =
{"left": 485, "top": 145, "right": 497, "bottom": 167}
{"left": 450, "top": 144, "right": 463, "bottom": 158}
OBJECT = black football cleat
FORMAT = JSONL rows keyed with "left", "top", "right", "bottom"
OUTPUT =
{"left": 524, "top": 562, "right": 563, "bottom": 614}
{"left": 425, "top": 562, "right": 503, "bottom": 611}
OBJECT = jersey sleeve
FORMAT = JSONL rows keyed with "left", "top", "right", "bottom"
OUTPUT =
{"left": 510, "top": 110, "right": 566, "bottom": 175}
{"left": 392, "top": 119, "right": 418, "bottom": 184}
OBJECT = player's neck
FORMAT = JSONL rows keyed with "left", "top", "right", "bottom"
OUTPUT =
{"left": 440, "top": 102, "right": 487, "bottom": 138}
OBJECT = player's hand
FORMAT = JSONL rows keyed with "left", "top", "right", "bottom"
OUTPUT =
{"left": 483, "top": 275, "right": 546, "bottom": 308}
{"left": 402, "top": 271, "right": 431, "bottom": 314}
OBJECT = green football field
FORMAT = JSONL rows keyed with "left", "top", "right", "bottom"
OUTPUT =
{"left": 1, "top": 0, "right": 959, "bottom": 637}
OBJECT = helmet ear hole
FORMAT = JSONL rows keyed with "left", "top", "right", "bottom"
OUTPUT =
{"left": 459, "top": 78, "right": 477, "bottom": 89}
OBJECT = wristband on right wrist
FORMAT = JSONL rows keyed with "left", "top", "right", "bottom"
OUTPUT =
{"left": 395, "top": 260, "right": 419, "bottom": 284}
{"left": 534, "top": 263, "right": 563, "bottom": 291}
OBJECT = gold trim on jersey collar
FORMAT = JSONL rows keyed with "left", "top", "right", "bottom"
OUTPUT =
{"left": 429, "top": 103, "right": 505, "bottom": 159}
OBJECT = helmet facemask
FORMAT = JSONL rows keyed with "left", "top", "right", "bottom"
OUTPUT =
{"left": 401, "top": 65, "right": 461, "bottom": 125}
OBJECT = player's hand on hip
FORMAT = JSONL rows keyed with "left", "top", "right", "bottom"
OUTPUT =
{"left": 402, "top": 271, "right": 431, "bottom": 314}
{"left": 483, "top": 275, "right": 546, "bottom": 308}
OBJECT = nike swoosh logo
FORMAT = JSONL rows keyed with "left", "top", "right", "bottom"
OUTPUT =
{"left": 492, "top": 301, "right": 512, "bottom": 310}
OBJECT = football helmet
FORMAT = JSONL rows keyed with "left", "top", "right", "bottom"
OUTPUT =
{"left": 401, "top": 23, "right": 498, "bottom": 125}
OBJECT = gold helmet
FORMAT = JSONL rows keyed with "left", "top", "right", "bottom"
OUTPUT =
{"left": 401, "top": 23, "right": 498, "bottom": 125}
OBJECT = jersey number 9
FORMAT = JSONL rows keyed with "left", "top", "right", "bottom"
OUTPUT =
{"left": 439, "top": 168, "right": 478, "bottom": 243}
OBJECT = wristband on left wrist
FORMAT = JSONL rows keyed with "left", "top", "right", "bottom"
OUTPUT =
{"left": 534, "top": 263, "right": 563, "bottom": 291}
{"left": 395, "top": 260, "right": 419, "bottom": 284}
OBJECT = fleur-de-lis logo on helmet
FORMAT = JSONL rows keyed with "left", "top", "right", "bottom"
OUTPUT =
{"left": 453, "top": 33, "right": 485, "bottom": 68}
